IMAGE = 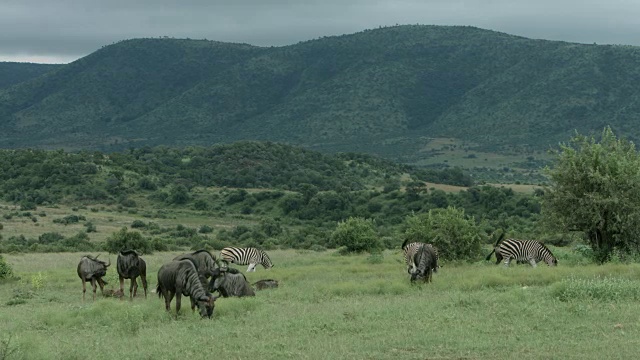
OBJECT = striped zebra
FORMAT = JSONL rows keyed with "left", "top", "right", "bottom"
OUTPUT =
{"left": 401, "top": 239, "right": 439, "bottom": 274}
{"left": 485, "top": 237, "right": 558, "bottom": 267}
{"left": 220, "top": 247, "right": 273, "bottom": 272}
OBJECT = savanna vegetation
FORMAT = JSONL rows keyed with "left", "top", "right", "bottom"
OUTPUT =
{"left": 2, "top": 127, "right": 640, "bottom": 358}
{"left": 1, "top": 250, "right": 640, "bottom": 359}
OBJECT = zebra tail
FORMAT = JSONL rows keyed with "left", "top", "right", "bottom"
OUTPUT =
{"left": 401, "top": 238, "right": 410, "bottom": 250}
{"left": 485, "top": 249, "right": 495, "bottom": 261}
{"left": 493, "top": 230, "right": 505, "bottom": 247}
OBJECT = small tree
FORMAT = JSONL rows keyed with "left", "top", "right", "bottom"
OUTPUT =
{"left": 104, "top": 227, "right": 152, "bottom": 254}
{"left": 331, "top": 217, "right": 380, "bottom": 253}
{"left": 544, "top": 127, "right": 640, "bottom": 262}
{"left": 403, "top": 206, "right": 482, "bottom": 261}
{"left": 0, "top": 254, "right": 14, "bottom": 280}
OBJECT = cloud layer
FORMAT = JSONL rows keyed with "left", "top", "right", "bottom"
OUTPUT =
{"left": 2, "top": 0, "right": 639, "bottom": 63}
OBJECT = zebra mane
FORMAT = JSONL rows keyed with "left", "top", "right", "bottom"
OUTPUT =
{"left": 536, "top": 240, "right": 554, "bottom": 255}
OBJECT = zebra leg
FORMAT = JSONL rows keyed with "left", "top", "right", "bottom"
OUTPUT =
{"left": 529, "top": 259, "right": 537, "bottom": 268}
{"left": 247, "top": 263, "right": 257, "bottom": 272}
{"left": 503, "top": 257, "right": 512, "bottom": 267}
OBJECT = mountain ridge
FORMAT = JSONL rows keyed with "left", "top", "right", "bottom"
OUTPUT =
{"left": 1, "top": 25, "right": 639, "bottom": 163}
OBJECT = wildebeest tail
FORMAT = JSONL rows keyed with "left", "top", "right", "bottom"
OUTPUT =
{"left": 156, "top": 283, "right": 163, "bottom": 299}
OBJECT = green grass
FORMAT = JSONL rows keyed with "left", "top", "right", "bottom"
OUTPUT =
{"left": 1, "top": 250, "right": 640, "bottom": 359}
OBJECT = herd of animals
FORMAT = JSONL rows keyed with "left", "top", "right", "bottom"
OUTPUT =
{"left": 76, "top": 235, "right": 558, "bottom": 319}
{"left": 76, "top": 247, "right": 276, "bottom": 318}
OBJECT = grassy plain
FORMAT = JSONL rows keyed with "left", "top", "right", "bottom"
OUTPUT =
{"left": 2, "top": 250, "right": 640, "bottom": 359}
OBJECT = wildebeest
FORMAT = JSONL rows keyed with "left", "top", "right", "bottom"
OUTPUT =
{"left": 156, "top": 259, "right": 217, "bottom": 318}
{"left": 253, "top": 279, "right": 279, "bottom": 291}
{"left": 77, "top": 255, "right": 111, "bottom": 301}
{"left": 208, "top": 267, "right": 255, "bottom": 297}
{"left": 173, "top": 249, "right": 219, "bottom": 280}
{"left": 410, "top": 244, "right": 438, "bottom": 283}
{"left": 117, "top": 250, "right": 148, "bottom": 299}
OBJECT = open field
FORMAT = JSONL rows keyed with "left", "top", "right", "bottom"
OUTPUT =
{"left": 2, "top": 250, "right": 640, "bottom": 359}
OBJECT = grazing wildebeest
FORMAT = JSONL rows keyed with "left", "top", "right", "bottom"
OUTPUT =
{"left": 173, "top": 249, "right": 219, "bottom": 280}
{"left": 77, "top": 255, "right": 111, "bottom": 301}
{"left": 117, "top": 250, "right": 148, "bottom": 299}
{"left": 208, "top": 268, "right": 255, "bottom": 297}
{"left": 410, "top": 244, "right": 438, "bottom": 283}
{"left": 253, "top": 279, "right": 279, "bottom": 291}
{"left": 402, "top": 239, "right": 440, "bottom": 274}
{"left": 156, "top": 259, "right": 217, "bottom": 318}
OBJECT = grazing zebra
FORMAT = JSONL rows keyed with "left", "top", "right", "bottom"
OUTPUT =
{"left": 220, "top": 247, "right": 273, "bottom": 272}
{"left": 410, "top": 243, "right": 438, "bottom": 283}
{"left": 486, "top": 237, "right": 558, "bottom": 267}
{"left": 401, "top": 239, "right": 439, "bottom": 274}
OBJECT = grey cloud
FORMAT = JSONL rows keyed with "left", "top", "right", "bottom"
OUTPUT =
{"left": 2, "top": 0, "right": 640, "bottom": 63}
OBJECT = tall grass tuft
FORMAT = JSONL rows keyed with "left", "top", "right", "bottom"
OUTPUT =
{"left": 552, "top": 276, "right": 640, "bottom": 302}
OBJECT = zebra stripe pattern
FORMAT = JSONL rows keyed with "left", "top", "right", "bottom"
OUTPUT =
{"left": 490, "top": 238, "right": 558, "bottom": 267}
{"left": 220, "top": 247, "right": 273, "bottom": 272}
{"left": 402, "top": 241, "right": 439, "bottom": 274}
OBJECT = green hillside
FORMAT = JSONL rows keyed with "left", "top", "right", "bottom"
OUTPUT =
{"left": 1, "top": 25, "right": 639, "bottom": 164}
{"left": 0, "top": 62, "right": 61, "bottom": 89}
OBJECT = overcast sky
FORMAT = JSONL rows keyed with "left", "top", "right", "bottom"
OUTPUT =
{"left": 1, "top": 0, "right": 639, "bottom": 64}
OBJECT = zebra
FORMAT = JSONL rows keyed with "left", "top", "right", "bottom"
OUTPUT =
{"left": 401, "top": 239, "right": 439, "bottom": 274}
{"left": 485, "top": 237, "right": 558, "bottom": 268}
{"left": 410, "top": 243, "right": 438, "bottom": 283}
{"left": 220, "top": 247, "right": 273, "bottom": 272}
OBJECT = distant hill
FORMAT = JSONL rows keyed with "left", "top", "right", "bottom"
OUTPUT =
{"left": 1, "top": 25, "right": 640, "bottom": 163}
{"left": 0, "top": 62, "right": 61, "bottom": 90}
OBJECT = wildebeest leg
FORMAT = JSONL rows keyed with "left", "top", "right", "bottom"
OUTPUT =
{"left": 97, "top": 278, "right": 106, "bottom": 297}
{"left": 140, "top": 275, "right": 148, "bottom": 298}
{"left": 164, "top": 291, "right": 175, "bottom": 311}
{"left": 81, "top": 279, "right": 87, "bottom": 301}
{"left": 247, "top": 263, "right": 257, "bottom": 272}
{"left": 119, "top": 276, "right": 125, "bottom": 298}
{"left": 90, "top": 278, "right": 97, "bottom": 300}
{"left": 175, "top": 294, "right": 182, "bottom": 316}
{"left": 131, "top": 278, "right": 138, "bottom": 299}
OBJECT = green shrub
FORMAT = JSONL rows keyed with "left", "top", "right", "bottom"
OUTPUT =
{"left": 403, "top": 206, "right": 483, "bottom": 261}
{"left": 104, "top": 227, "right": 152, "bottom": 254}
{"left": 331, "top": 217, "right": 380, "bottom": 253}
{"left": 0, "top": 255, "right": 15, "bottom": 280}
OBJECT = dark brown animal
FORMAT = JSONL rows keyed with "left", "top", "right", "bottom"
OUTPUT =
{"left": 173, "top": 249, "right": 219, "bottom": 280}
{"left": 77, "top": 255, "right": 111, "bottom": 301}
{"left": 156, "top": 259, "right": 217, "bottom": 318}
{"left": 410, "top": 244, "right": 438, "bottom": 283}
{"left": 117, "top": 250, "right": 148, "bottom": 299}
{"left": 208, "top": 268, "right": 255, "bottom": 297}
{"left": 253, "top": 279, "right": 279, "bottom": 290}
